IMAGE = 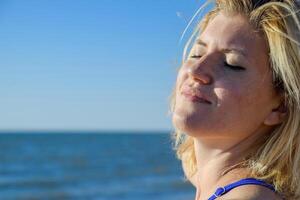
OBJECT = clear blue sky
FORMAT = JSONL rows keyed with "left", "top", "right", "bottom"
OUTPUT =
{"left": 0, "top": 0, "right": 207, "bottom": 131}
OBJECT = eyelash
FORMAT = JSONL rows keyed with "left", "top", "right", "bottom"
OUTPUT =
{"left": 189, "top": 55, "right": 245, "bottom": 71}
{"left": 190, "top": 55, "right": 202, "bottom": 59}
{"left": 224, "top": 62, "right": 245, "bottom": 71}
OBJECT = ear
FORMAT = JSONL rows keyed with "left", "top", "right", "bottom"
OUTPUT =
{"left": 263, "top": 103, "right": 287, "bottom": 126}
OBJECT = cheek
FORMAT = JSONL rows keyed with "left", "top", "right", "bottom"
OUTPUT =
{"left": 214, "top": 75, "right": 261, "bottom": 107}
{"left": 214, "top": 78, "right": 271, "bottom": 130}
{"left": 214, "top": 81, "right": 245, "bottom": 108}
{"left": 214, "top": 79, "right": 261, "bottom": 126}
{"left": 175, "top": 67, "right": 188, "bottom": 92}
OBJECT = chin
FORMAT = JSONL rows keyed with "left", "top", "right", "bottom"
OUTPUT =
{"left": 172, "top": 111, "right": 204, "bottom": 138}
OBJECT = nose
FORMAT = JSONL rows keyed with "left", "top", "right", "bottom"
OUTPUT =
{"left": 187, "top": 65, "right": 212, "bottom": 85}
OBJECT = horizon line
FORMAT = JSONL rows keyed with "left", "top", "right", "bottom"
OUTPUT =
{"left": 0, "top": 129, "right": 174, "bottom": 134}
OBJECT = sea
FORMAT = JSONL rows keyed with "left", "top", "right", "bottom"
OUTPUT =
{"left": 0, "top": 132, "right": 194, "bottom": 200}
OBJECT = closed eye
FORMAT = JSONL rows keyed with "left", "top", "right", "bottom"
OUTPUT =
{"left": 224, "top": 62, "right": 245, "bottom": 71}
{"left": 190, "top": 55, "right": 202, "bottom": 59}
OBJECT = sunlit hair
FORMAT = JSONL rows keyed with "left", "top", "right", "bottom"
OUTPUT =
{"left": 170, "top": 0, "right": 300, "bottom": 199}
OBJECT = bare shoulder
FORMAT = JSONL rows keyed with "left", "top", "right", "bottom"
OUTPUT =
{"left": 219, "top": 184, "right": 283, "bottom": 200}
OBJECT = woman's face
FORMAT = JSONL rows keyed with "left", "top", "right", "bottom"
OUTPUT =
{"left": 172, "top": 12, "right": 281, "bottom": 140}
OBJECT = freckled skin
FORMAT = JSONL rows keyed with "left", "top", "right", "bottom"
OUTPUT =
{"left": 172, "top": 12, "right": 280, "bottom": 141}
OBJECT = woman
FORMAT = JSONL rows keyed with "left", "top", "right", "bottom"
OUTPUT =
{"left": 170, "top": 0, "right": 300, "bottom": 199}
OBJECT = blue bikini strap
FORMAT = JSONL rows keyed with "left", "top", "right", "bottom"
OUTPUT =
{"left": 207, "top": 178, "right": 275, "bottom": 200}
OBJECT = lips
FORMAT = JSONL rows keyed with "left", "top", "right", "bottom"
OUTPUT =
{"left": 181, "top": 86, "right": 212, "bottom": 104}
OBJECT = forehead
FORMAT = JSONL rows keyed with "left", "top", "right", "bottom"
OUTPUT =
{"left": 199, "top": 12, "right": 268, "bottom": 59}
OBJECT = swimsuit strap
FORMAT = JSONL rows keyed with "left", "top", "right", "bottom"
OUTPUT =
{"left": 207, "top": 178, "right": 276, "bottom": 200}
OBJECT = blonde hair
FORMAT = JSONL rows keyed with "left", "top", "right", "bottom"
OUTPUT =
{"left": 170, "top": 0, "right": 300, "bottom": 199}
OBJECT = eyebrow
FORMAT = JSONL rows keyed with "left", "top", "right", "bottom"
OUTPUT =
{"left": 196, "top": 38, "right": 247, "bottom": 57}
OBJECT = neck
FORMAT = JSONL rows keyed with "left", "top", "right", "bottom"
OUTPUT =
{"left": 193, "top": 126, "right": 270, "bottom": 200}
